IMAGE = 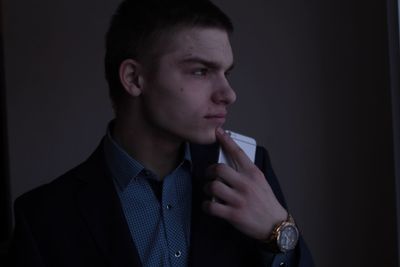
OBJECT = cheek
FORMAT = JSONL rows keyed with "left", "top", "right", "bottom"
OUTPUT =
{"left": 165, "top": 84, "right": 207, "bottom": 108}
{"left": 144, "top": 73, "right": 212, "bottom": 121}
{"left": 147, "top": 88, "right": 203, "bottom": 122}
{"left": 178, "top": 89, "right": 210, "bottom": 117}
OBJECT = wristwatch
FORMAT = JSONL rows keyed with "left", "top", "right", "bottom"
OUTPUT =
{"left": 262, "top": 214, "right": 299, "bottom": 253}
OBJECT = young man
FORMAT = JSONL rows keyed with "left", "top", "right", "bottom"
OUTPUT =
{"left": 10, "top": 0, "right": 314, "bottom": 266}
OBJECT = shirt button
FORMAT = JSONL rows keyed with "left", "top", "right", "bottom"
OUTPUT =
{"left": 279, "top": 262, "right": 286, "bottom": 267}
{"left": 174, "top": 251, "right": 182, "bottom": 258}
{"left": 166, "top": 204, "right": 173, "bottom": 210}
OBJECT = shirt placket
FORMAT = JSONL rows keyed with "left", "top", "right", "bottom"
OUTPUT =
{"left": 162, "top": 173, "right": 189, "bottom": 267}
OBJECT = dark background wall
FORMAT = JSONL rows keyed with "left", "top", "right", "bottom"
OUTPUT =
{"left": 0, "top": 0, "right": 11, "bottom": 261}
{"left": 2, "top": 0, "right": 398, "bottom": 266}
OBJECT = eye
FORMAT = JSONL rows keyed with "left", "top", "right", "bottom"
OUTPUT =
{"left": 192, "top": 68, "right": 209, "bottom": 76}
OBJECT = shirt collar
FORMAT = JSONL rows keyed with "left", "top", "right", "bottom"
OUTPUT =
{"left": 103, "top": 122, "right": 192, "bottom": 191}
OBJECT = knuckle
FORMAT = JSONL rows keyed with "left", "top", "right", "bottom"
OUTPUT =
{"left": 214, "top": 164, "right": 226, "bottom": 174}
{"left": 248, "top": 166, "right": 262, "bottom": 179}
{"left": 209, "top": 180, "right": 220, "bottom": 193}
{"left": 208, "top": 202, "right": 217, "bottom": 213}
{"left": 234, "top": 146, "right": 244, "bottom": 155}
{"left": 238, "top": 180, "right": 250, "bottom": 194}
{"left": 224, "top": 209, "right": 235, "bottom": 221}
{"left": 229, "top": 211, "right": 243, "bottom": 224}
{"left": 246, "top": 163, "right": 258, "bottom": 173}
{"left": 235, "top": 196, "right": 246, "bottom": 208}
{"left": 206, "top": 164, "right": 218, "bottom": 177}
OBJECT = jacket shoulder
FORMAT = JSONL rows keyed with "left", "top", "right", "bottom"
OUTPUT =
{"left": 14, "top": 142, "right": 105, "bottom": 213}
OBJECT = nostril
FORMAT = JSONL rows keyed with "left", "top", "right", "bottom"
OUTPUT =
{"left": 212, "top": 87, "right": 236, "bottom": 105}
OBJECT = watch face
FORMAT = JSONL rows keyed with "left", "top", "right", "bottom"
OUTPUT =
{"left": 278, "top": 225, "right": 299, "bottom": 251}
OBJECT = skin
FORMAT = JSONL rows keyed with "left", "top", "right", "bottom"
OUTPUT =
{"left": 114, "top": 27, "right": 287, "bottom": 240}
{"left": 204, "top": 127, "right": 287, "bottom": 240}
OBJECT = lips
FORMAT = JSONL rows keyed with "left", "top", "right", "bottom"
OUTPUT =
{"left": 204, "top": 113, "right": 227, "bottom": 124}
{"left": 205, "top": 114, "right": 226, "bottom": 119}
{"left": 204, "top": 112, "right": 227, "bottom": 119}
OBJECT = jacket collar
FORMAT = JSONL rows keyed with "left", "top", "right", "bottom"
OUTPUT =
{"left": 74, "top": 140, "right": 142, "bottom": 266}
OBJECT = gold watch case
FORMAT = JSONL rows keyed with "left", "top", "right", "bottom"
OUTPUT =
{"left": 264, "top": 214, "right": 299, "bottom": 253}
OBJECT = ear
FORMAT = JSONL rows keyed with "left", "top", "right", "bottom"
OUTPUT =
{"left": 119, "top": 59, "right": 145, "bottom": 97}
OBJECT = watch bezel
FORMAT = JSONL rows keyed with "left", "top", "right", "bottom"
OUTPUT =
{"left": 276, "top": 222, "right": 299, "bottom": 252}
{"left": 262, "top": 214, "right": 299, "bottom": 253}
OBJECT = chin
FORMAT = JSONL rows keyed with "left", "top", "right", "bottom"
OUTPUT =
{"left": 186, "top": 129, "right": 217, "bottom": 145}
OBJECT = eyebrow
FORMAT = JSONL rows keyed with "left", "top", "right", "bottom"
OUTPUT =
{"left": 178, "top": 56, "right": 235, "bottom": 72}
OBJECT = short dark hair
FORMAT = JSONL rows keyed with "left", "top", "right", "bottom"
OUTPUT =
{"left": 104, "top": 0, "right": 234, "bottom": 108}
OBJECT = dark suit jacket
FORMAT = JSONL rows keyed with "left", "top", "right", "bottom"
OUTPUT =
{"left": 9, "top": 140, "right": 314, "bottom": 266}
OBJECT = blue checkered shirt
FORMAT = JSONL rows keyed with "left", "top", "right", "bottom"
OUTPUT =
{"left": 104, "top": 131, "right": 192, "bottom": 267}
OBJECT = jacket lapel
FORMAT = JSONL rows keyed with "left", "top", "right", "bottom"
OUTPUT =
{"left": 188, "top": 143, "right": 264, "bottom": 267}
{"left": 189, "top": 143, "right": 238, "bottom": 267}
{"left": 75, "top": 142, "right": 142, "bottom": 267}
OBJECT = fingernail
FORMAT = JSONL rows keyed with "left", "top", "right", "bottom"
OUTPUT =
{"left": 216, "top": 127, "right": 225, "bottom": 135}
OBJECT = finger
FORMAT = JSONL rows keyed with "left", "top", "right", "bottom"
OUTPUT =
{"left": 202, "top": 200, "right": 233, "bottom": 220}
{"left": 216, "top": 127, "right": 253, "bottom": 171}
{"left": 206, "top": 163, "right": 245, "bottom": 189}
{"left": 204, "top": 179, "right": 241, "bottom": 207}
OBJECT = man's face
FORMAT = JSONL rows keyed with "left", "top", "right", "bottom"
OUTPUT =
{"left": 139, "top": 27, "right": 236, "bottom": 144}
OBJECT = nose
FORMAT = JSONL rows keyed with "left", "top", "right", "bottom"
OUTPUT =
{"left": 212, "top": 76, "right": 237, "bottom": 105}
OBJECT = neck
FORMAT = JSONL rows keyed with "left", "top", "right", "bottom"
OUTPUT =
{"left": 112, "top": 116, "right": 184, "bottom": 180}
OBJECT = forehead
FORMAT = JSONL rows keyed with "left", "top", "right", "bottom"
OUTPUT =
{"left": 158, "top": 27, "right": 234, "bottom": 67}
